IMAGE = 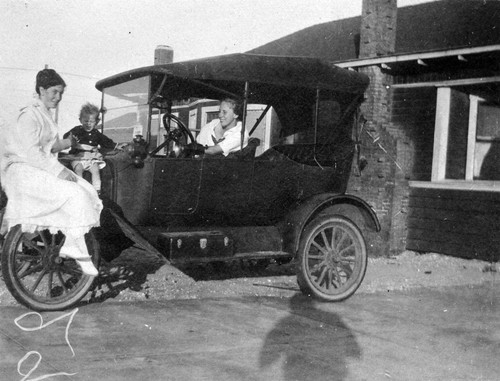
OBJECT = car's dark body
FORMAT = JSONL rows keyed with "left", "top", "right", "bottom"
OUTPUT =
{"left": 95, "top": 53, "right": 379, "bottom": 300}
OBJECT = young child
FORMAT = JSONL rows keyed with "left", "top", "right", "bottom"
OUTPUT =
{"left": 63, "top": 102, "right": 121, "bottom": 194}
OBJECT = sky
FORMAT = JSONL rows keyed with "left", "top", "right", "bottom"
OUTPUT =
{"left": 0, "top": 0, "right": 435, "bottom": 131}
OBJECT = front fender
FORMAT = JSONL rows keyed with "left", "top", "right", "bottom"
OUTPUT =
{"left": 281, "top": 193, "right": 380, "bottom": 255}
{"left": 95, "top": 197, "right": 166, "bottom": 263}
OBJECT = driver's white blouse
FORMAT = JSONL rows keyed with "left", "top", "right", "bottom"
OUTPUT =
{"left": 196, "top": 119, "right": 248, "bottom": 156}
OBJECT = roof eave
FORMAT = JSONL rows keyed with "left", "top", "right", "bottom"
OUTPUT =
{"left": 334, "top": 44, "right": 500, "bottom": 70}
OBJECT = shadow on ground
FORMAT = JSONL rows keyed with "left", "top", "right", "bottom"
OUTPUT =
{"left": 260, "top": 294, "right": 361, "bottom": 380}
{"left": 85, "top": 246, "right": 296, "bottom": 304}
{"left": 177, "top": 258, "right": 296, "bottom": 281}
{"left": 87, "top": 246, "right": 167, "bottom": 303}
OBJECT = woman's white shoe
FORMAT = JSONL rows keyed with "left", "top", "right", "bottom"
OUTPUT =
{"left": 60, "top": 248, "right": 98, "bottom": 276}
{"left": 74, "top": 257, "right": 99, "bottom": 277}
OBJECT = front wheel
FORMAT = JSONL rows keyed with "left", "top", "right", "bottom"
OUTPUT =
{"left": 1, "top": 225, "right": 100, "bottom": 311}
{"left": 296, "top": 215, "right": 367, "bottom": 302}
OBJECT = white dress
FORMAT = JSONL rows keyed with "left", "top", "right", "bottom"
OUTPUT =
{"left": 0, "top": 98, "right": 102, "bottom": 239}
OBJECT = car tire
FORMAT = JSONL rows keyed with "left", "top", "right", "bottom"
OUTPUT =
{"left": 296, "top": 215, "right": 367, "bottom": 302}
{"left": 1, "top": 225, "right": 100, "bottom": 311}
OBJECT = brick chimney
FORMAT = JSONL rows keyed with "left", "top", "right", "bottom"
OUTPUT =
{"left": 358, "top": 0, "right": 397, "bottom": 125}
{"left": 154, "top": 45, "right": 174, "bottom": 65}
{"left": 359, "top": 0, "right": 397, "bottom": 58}
{"left": 348, "top": 0, "right": 399, "bottom": 257}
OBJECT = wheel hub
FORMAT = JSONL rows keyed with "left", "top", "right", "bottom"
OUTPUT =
{"left": 326, "top": 248, "right": 341, "bottom": 267}
{"left": 44, "top": 249, "right": 64, "bottom": 270}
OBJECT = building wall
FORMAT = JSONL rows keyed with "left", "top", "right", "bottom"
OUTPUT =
{"left": 347, "top": 73, "right": 436, "bottom": 256}
{"left": 407, "top": 186, "right": 500, "bottom": 262}
{"left": 391, "top": 87, "right": 436, "bottom": 181}
{"left": 388, "top": 87, "right": 437, "bottom": 254}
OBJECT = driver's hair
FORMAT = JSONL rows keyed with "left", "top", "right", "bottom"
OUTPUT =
{"left": 220, "top": 97, "right": 243, "bottom": 120}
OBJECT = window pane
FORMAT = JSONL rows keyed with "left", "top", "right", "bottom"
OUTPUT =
{"left": 475, "top": 103, "right": 500, "bottom": 180}
{"left": 206, "top": 111, "right": 218, "bottom": 123}
{"left": 445, "top": 89, "right": 469, "bottom": 179}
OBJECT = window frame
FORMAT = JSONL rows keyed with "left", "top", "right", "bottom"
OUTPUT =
{"left": 423, "top": 86, "right": 500, "bottom": 191}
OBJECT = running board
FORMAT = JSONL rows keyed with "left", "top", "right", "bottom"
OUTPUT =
{"left": 233, "top": 251, "right": 292, "bottom": 259}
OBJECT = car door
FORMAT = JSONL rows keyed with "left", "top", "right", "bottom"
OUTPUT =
{"left": 150, "top": 157, "right": 202, "bottom": 217}
{"left": 197, "top": 156, "right": 255, "bottom": 224}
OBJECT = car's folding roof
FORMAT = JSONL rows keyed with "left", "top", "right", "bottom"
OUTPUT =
{"left": 95, "top": 53, "right": 369, "bottom": 96}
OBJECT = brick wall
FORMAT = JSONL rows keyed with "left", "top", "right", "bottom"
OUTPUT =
{"left": 351, "top": 0, "right": 398, "bottom": 256}
{"left": 348, "top": 65, "right": 397, "bottom": 256}
{"left": 391, "top": 87, "right": 436, "bottom": 181}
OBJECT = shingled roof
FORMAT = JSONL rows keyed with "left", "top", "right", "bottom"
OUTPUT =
{"left": 247, "top": 0, "right": 500, "bottom": 62}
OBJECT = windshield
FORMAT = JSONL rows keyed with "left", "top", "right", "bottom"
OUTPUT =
{"left": 101, "top": 74, "right": 349, "bottom": 156}
{"left": 101, "top": 76, "right": 150, "bottom": 143}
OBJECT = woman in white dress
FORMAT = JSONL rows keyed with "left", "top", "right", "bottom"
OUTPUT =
{"left": 1, "top": 69, "right": 102, "bottom": 276}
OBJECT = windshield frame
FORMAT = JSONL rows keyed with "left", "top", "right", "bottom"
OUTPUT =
{"left": 100, "top": 75, "right": 152, "bottom": 144}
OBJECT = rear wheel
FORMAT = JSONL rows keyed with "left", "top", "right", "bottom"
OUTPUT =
{"left": 1, "top": 225, "right": 100, "bottom": 311}
{"left": 296, "top": 215, "right": 367, "bottom": 302}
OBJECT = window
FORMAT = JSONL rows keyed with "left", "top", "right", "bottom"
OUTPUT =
{"left": 472, "top": 101, "right": 500, "bottom": 180}
{"left": 188, "top": 109, "right": 198, "bottom": 136}
{"left": 206, "top": 111, "right": 219, "bottom": 124}
{"left": 432, "top": 86, "right": 500, "bottom": 183}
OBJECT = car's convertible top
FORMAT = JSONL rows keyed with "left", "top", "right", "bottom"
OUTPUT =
{"left": 96, "top": 53, "right": 369, "bottom": 98}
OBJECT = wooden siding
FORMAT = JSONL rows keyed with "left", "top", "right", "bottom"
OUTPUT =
{"left": 406, "top": 186, "right": 500, "bottom": 261}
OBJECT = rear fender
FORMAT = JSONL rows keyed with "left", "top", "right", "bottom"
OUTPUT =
{"left": 281, "top": 193, "right": 380, "bottom": 255}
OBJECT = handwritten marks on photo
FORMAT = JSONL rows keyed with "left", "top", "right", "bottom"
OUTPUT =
{"left": 14, "top": 308, "right": 79, "bottom": 380}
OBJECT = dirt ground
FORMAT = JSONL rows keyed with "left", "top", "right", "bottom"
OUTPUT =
{"left": 82, "top": 248, "right": 499, "bottom": 304}
{"left": 0, "top": 248, "right": 498, "bottom": 307}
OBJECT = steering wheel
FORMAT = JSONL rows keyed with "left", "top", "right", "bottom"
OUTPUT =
{"left": 150, "top": 113, "right": 196, "bottom": 157}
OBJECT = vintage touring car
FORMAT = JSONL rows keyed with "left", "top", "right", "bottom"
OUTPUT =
{"left": 1, "top": 53, "right": 380, "bottom": 311}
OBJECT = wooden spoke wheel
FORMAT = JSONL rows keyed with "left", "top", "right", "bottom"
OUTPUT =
{"left": 1, "top": 225, "right": 100, "bottom": 311}
{"left": 296, "top": 215, "right": 367, "bottom": 302}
